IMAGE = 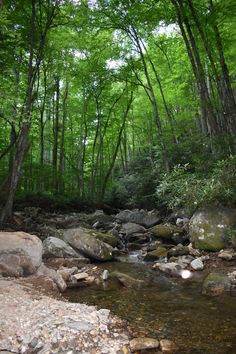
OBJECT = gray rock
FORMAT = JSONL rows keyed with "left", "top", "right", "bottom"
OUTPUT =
{"left": 44, "top": 257, "right": 90, "bottom": 268}
{"left": 130, "top": 337, "right": 160, "bottom": 352}
{"left": 121, "top": 222, "right": 146, "bottom": 235}
{"left": 57, "top": 267, "right": 78, "bottom": 282}
{"left": 167, "top": 244, "right": 189, "bottom": 257}
{"left": 202, "top": 272, "right": 231, "bottom": 296}
{"left": 36, "top": 263, "right": 67, "bottom": 292}
{"left": 153, "top": 262, "right": 183, "bottom": 277}
{"left": 176, "top": 217, "right": 189, "bottom": 227}
{"left": 43, "top": 237, "right": 82, "bottom": 259}
{"left": 116, "top": 209, "right": 161, "bottom": 228}
{"left": 191, "top": 258, "right": 204, "bottom": 270}
{"left": 0, "top": 231, "right": 42, "bottom": 277}
{"left": 189, "top": 207, "right": 236, "bottom": 251}
{"left": 218, "top": 249, "right": 234, "bottom": 261}
{"left": 63, "top": 228, "right": 113, "bottom": 261}
{"left": 111, "top": 271, "right": 144, "bottom": 289}
{"left": 177, "top": 255, "right": 194, "bottom": 267}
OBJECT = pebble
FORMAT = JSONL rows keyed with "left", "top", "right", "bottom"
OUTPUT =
{"left": 129, "top": 337, "right": 160, "bottom": 352}
{"left": 160, "top": 339, "right": 177, "bottom": 353}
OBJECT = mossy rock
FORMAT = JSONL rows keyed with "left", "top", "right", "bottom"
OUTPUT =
{"left": 190, "top": 207, "right": 236, "bottom": 252}
{"left": 63, "top": 228, "right": 113, "bottom": 261}
{"left": 86, "top": 230, "right": 118, "bottom": 247}
{"left": 202, "top": 272, "right": 231, "bottom": 296}
{"left": 150, "top": 224, "right": 183, "bottom": 240}
{"left": 144, "top": 247, "right": 168, "bottom": 261}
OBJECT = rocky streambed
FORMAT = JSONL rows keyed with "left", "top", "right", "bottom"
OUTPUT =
{"left": 1, "top": 205, "right": 236, "bottom": 353}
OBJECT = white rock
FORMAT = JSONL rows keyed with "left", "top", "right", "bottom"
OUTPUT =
{"left": 72, "top": 272, "right": 89, "bottom": 281}
{"left": 191, "top": 258, "right": 204, "bottom": 271}
{"left": 102, "top": 269, "right": 109, "bottom": 281}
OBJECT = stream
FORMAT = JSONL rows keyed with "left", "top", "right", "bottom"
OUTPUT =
{"left": 64, "top": 254, "right": 236, "bottom": 354}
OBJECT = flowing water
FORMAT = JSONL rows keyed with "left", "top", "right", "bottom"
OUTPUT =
{"left": 64, "top": 255, "right": 236, "bottom": 353}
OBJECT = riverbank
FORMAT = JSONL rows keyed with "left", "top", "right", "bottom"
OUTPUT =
{"left": 0, "top": 277, "right": 130, "bottom": 354}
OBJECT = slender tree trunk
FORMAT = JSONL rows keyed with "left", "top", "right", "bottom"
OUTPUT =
{"left": 101, "top": 92, "right": 134, "bottom": 197}
{"left": 172, "top": 0, "right": 218, "bottom": 137}
{"left": 59, "top": 81, "right": 68, "bottom": 193}
{"left": 40, "top": 66, "right": 47, "bottom": 166}
{"left": 52, "top": 77, "right": 60, "bottom": 192}
{"left": 0, "top": 0, "right": 36, "bottom": 224}
{"left": 208, "top": 0, "right": 236, "bottom": 136}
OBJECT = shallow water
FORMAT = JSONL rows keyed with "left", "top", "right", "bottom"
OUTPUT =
{"left": 64, "top": 256, "right": 236, "bottom": 353}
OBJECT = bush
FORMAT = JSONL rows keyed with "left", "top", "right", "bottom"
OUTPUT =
{"left": 156, "top": 155, "right": 236, "bottom": 213}
{"left": 107, "top": 150, "right": 157, "bottom": 209}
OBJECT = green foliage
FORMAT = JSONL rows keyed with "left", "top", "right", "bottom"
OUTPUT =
{"left": 107, "top": 150, "right": 157, "bottom": 208}
{"left": 156, "top": 155, "right": 236, "bottom": 212}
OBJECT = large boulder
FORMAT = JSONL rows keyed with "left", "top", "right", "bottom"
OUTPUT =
{"left": 189, "top": 207, "right": 236, "bottom": 252}
{"left": 43, "top": 237, "right": 83, "bottom": 259}
{"left": 116, "top": 210, "right": 161, "bottom": 228}
{"left": 0, "top": 232, "right": 42, "bottom": 277}
{"left": 63, "top": 228, "right": 113, "bottom": 261}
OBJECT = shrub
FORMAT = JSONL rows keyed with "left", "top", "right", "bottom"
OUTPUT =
{"left": 156, "top": 155, "right": 236, "bottom": 213}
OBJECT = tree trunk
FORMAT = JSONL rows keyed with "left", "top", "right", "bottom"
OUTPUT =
{"left": 52, "top": 77, "right": 60, "bottom": 192}
{"left": 59, "top": 81, "right": 68, "bottom": 193}
{"left": 101, "top": 92, "right": 134, "bottom": 197}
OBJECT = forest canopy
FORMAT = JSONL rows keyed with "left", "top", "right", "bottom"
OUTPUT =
{"left": 0, "top": 0, "right": 235, "bottom": 222}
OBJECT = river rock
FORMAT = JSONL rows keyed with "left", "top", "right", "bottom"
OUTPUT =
{"left": 188, "top": 243, "right": 202, "bottom": 257}
{"left": 127, "top": 242, "right": 143, "bottom": 251}
{"left": 202, "top": 272, "right": 231, "bottom": 296}
{"left": 121, "top": 222, "right": 146, "bottom": 235}
{"left": 159, "top": 339, "right": 177, "bottom": 353}
{"left": 167, "top": 244, "right": 189, "bottom": 257}
{"left": 189, "top": 207, "right": 236, "bottom": 251}
{"left": 36, "top": 263, "right": 67, "bottom": 292}
{"left": 102, "top": 269, "right": 109, "bottom": 281}
{"left": 0, "top": 232, "right": 42, "bottom": 277}
{"left": 190, "top": 258, "right": 204, "bottom": 270}
{"left": 63, "top": 228, "right": 113, "bottom": 261}
{"left": 116, "top": 209, "right": 161, "bottom": 228}
{"left": 57, "top": 267, "right": 78, "bottom": 282}
{"left": 129, "top": 337, "right": 160, "bottom": 352}
{"left": 150, "top": 224, "right": 184, "bottom": 243}
{"left": 43, "top": 237, "right": 82, "bottom": 259}
{"left": 44, "top": 257, "right": 90, "bottom": 268}
{"left": 177, "top": 255, "right": 194, "bottom": 268}
{"left": 144, "top": 247, "right": 168, "bottom": 261}
{"left": 153, "top": 262, "right": 182, "bottom": 277}
{"left": 218, "top": 249, "right": 234, "bottom": 261}
{"left": 88, "top": 230, "right": 118, "bottom": 247}
{"left": 111, "top": 271, "right": 144, "bottom": 289}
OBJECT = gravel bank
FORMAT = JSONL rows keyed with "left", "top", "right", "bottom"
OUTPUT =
{"left": 0, "top": 278, "right": 130, "bottom": 354}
